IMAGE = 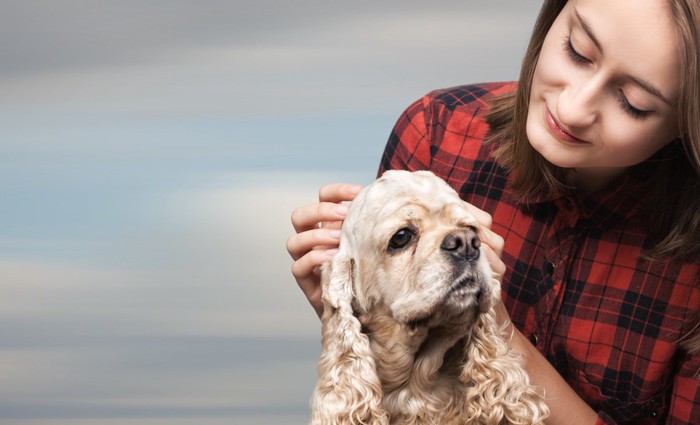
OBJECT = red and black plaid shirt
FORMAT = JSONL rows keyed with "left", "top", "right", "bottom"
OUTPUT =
{"left": 378, "top": 82, "right": 700, "bottom": 424}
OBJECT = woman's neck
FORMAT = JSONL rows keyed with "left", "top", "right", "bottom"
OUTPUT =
{"left": 573, "top": 166, "right": 629, "bottom": 192}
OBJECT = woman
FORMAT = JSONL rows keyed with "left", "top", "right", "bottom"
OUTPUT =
{"left": 287, "top": 0, "right": 699, "bottom": 423}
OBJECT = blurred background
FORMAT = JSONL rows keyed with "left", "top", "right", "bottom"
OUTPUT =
{"left": 0, "top": 1, "right": 538, "bottom": 424}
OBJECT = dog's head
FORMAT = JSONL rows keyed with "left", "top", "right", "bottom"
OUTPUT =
{"left": 328, "top": 169, "right": 498, "bottom": 328}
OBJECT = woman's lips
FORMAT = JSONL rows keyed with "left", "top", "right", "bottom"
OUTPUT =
{"left": 545, "top": 108, "right": 588, "bottom": 144}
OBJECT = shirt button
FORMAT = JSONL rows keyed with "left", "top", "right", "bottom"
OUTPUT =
{"left": 546, "top": 262, "right": 556, "bottom": 275}
{"left": 529, "top": 334, "right": 539, "bottom": 346}
{"left": 648, "top": 398, "right": 661, "bottom": 417}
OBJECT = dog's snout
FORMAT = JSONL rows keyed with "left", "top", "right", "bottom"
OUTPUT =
{"left": 441, "top": 230, "right": 480, "bottom": 261}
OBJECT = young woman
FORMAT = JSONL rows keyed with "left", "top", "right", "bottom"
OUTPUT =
{"left": 287, "top": 0, "right": 700, "bottom": 423}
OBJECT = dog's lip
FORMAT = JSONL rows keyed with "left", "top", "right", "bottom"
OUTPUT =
{"left": 447, "top": 275, "right": 482, "bottom": 297}
{"left": 449, "top": 276, "right": 473, "bottom": 292}
{"left": 446, "top": 275, "right": 489, "bottom": 308}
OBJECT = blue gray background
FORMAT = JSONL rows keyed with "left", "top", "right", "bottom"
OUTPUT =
{"left": 0, "top": 1, "right": 538, "bottom": 424}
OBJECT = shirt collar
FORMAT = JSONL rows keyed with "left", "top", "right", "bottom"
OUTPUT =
{"left": 514, "top": 146, "right": 673, "bottom": 228}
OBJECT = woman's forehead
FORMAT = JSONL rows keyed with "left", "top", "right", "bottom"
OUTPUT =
{"left": 564, "top": 0, "right": 681, "bottom": 102}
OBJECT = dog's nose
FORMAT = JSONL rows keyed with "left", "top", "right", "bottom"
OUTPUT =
{"left": 441, "top": 230, "right": 480, "bottom": 261}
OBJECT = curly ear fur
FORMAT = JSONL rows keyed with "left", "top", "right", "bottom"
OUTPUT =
{"left": 460, "top": 308, "right": 549, "bottom": 425}
{"left": 310, "top": 252, "right": 389, "bottom": 425}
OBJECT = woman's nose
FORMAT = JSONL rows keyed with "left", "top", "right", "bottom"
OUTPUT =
{"left": 557, "top": 77, "right": 601, "bottom": 128}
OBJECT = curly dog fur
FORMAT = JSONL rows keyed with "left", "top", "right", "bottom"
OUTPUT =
{"left": 310, "top": 170, "right": 549, "bottom": 424}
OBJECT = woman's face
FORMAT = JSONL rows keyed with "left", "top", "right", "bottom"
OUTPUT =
{"left": 526, "top": 0, "right": 681, "bottom": 188}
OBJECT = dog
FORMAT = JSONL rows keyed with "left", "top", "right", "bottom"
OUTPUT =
{"left": 311, "top": 170, "right": 548, "bottom": 424}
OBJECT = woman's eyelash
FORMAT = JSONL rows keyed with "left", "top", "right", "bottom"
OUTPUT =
{"left": 618, "top": 94, "right": 650, "bottom": 120}
{"left": 563, "top": 36, "right": 589, "bottom": 64}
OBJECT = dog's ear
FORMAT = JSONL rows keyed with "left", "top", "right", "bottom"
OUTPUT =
{"left": 310, "top": 252, "right": 388, "bottom": 425}
{"left": 459, "top": 309, "right": 549, "bottom": 424}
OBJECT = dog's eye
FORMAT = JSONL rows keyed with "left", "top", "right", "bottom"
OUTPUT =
{"left": 388, "top": 228, "right": 415, "bottom": 250}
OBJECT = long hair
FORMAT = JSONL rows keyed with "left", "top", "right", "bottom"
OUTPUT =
{"left": 484, "top": 0, "right": 700, "bottom": 263}
{"left": 680, "top": 312, "right": 700, "bottom": 357}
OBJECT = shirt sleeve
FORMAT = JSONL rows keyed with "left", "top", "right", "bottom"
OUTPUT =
{"left": 665, "top": 352, "right": 700, "bottom": 424}
{"left": 377, "top": 94, "right": 434, "bottom": 176}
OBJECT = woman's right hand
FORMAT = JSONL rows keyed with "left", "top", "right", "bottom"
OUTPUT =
{"left": 287, "top": 183, "right": 363, "bottom": 317}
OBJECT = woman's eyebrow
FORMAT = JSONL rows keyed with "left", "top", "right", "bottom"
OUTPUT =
{"left": 631, "top": 76, "right": 676, "bottom": 107}
{"left": 574, "top": 7, "right": 676, "bottom": 107}
{"left": 574, "top": 8, "right": 603, "bottom": 53}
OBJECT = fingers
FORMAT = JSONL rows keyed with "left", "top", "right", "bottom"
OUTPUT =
{"left": 286, "top": 228, "right": 341, "bottom": 261}
{"left": 479, "top": 226, "right": 505, "bottom": 279}
{"left": 478, "top": 226, "right": 504, "bottom": 258}
{"left": 482, "top": 243, "right": 506, "bottom": 280}
{"left": 288, "top": 181, "right": 362, "bottom": 319}
{"left": 460, "top": 201, "right": 503, "bottom": 258}
{"left": 291, "top": 202, "right": 348, "bottom": 233}
{"left": 318, "top": 183, "right": 363, "bottom": 203}
{"left": 291, "top": 248, "right": 335, "bottom": 317}
{"left": 462, "top": 202, "right": 493, "bottom": 230}
{"left": 291, "top": 247, "right": 336, "bottom": 281}
{"left": 291, "top": 184, "right": 362, "bottom": 234}
{"left": 461, "top": 202, "right": 505, "bottom": 279}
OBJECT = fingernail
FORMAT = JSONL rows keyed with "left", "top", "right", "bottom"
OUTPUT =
{"left": 335, "top": 205, "right": 348, "bottom": 216}
{"left": 325, "top": 248, "right": 338, "bottom": 256}
{"left": 329, "top": 230, "right": 341, "bottom": 239}
{"left": 348, "top": 185, "right": 362, "bottom": 195}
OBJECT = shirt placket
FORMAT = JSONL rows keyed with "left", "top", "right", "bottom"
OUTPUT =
{"left": 531, "top": 197, "right": 581, "bottom": 350}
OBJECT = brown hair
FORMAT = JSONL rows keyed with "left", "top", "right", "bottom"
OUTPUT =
{"left": 485, "top": 0, "right": 700, "bottom": 263}
{"left": 681, "top": 312, "right": 700, "bottom": 357}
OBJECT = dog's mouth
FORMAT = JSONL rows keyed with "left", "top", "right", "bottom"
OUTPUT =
{"left": 403, "top": 275, "right": 488, "bottom": 330}
{"left": 449, "top": 276, "right": 476, "bottom": 294}
{"left": 444, "top": 273, "right": 492, "bottom": 314}
{"left": 447, "top": 275, "right": 483, "bottom": 299}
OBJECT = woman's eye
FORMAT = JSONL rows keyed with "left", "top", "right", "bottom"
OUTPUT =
{"left": 388, "top": 228, "right": 415, "bottom": 250}
{"left": 563, "top": 36, "right": 589, "bottom": 65}
{"left": 618, "top": 92, "right": 651, "bottom": 120}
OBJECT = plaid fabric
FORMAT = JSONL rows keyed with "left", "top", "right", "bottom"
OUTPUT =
{"left": 378, "top": 82, "right": 700, "bottom": 424}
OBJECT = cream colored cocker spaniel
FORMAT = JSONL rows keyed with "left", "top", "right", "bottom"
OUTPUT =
{"left": 311, "top": 170, "right": 548, "bottom": 425}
